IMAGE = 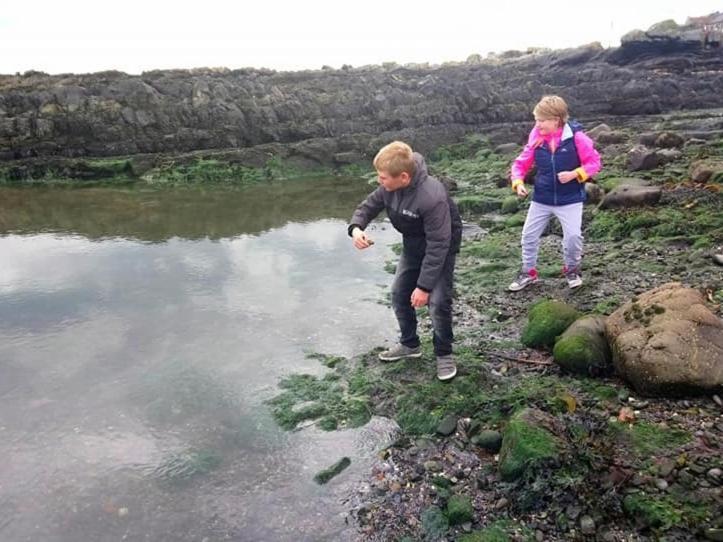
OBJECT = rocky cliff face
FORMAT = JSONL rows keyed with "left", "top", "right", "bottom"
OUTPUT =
{"left": 1, "top": 26, "right": 722, "bottom": 169}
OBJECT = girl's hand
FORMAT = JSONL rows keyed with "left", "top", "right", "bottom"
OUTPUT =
{"left": 557, "top": 171, "right": 578, "bottom": 183}
{"left": 515, "top": 184, "right": 529, "bottom": 198}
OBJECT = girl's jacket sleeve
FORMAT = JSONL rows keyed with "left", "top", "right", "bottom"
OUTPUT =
{"left": 572, "top": 131, "right": 602, "bottom": 181}
{"left": 510, "top": 128, "right": 539, "bottom": 190}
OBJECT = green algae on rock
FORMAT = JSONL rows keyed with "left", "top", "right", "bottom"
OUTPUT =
{"left": 552, "top": 315, "right": 612, "bottom": 375}
{"left": 521, "top": 300, "right": 580, "bottom": 348}
{"left": 313, "top": 456, "right": 351, "bottom": 484}
{"left": 498, "top": 408, "right": 563, "bottom": 481}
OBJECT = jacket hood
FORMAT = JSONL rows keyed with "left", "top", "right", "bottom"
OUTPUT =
{"left": 410, "top": 152, "right": 428, "bottom": 187}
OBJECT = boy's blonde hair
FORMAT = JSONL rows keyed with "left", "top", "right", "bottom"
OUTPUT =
{"left": 373, "top": 141, "right": 416, "bottom": 177}
{"left": 533, "top": 95, "right": 569, "bottom": 126}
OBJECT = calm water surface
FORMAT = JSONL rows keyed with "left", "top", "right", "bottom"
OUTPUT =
{"left": 0, "top": 179, "right": 401, "bottom": 541}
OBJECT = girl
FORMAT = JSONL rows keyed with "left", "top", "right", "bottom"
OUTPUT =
{"left": 508, "top": 95, "right": 602, "bottom": 291}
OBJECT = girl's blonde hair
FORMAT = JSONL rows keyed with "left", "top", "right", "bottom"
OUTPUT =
{"left": 373, "top": 141, "right": 416, "bottom": 177}
{"left": 533, "top": 95, "right": 569, "bottom": 126}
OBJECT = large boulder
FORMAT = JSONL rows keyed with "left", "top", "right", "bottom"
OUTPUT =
{"left": 553, "top": 315, "right": 612, "bottom": 375}
{"left": 498, "top": 408, "right": 565, "bottom": 481}
{"left": 599, "top": 184, "right": 662, "bottom": 209}
{"left": 606, "top": 283, "right": 723, "bottom": 396}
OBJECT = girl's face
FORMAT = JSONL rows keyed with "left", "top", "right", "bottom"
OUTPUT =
{"left": 535, "top": 117, "right": 561, "bottom": 135}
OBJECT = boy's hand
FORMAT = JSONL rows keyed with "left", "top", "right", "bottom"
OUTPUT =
{"left": 515, "top": 184, "right": 529, "bottom": 198}
{"left": 352, "top": 227, "right": 374, "bottom": 249}
{"left": 557, "top": 171, "right": 578, "bottom": 183}
{"left": 410, "top": 288, "right": 429, "bottom": 308}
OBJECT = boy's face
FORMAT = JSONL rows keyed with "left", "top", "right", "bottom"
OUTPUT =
{"left": 535, "top": 116, "right": 561, "bottom": 135}
{"left": 377, "top": 170, "right": 411, "bottom": 192}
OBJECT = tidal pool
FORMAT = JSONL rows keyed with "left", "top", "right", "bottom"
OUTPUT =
{"left": 0, "top": 179, "right": 401, "bottom": 541}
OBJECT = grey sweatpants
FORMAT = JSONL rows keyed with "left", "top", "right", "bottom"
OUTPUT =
{"left": 521, "top": 201, "right": 583, "bottom": 273}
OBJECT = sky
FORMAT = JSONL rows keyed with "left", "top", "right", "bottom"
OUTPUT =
{"left": 1, "top": 1, "right": 721, "bottom": 75}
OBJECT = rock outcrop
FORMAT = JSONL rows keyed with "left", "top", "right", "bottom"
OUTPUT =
{"left": 1, "top": 15, "right": 722, "bottom": 173}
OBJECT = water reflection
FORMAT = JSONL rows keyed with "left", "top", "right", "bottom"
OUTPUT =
{"left": 0, "top": 181, "right": 400, "bottom": 541}
{"left": 0, "top": 177, "right": 370, "bottom": 241}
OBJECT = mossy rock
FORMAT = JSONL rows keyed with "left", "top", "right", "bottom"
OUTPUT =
{"left": 421, "top": 505, "right": 449, "bottom": 539}
{"left": 446, "top": 495, "right": 474, "bottom": 525}
{"left": 456, "top": 195, "right": 504, "bottom": 214}
{"left": 622, "top": 493, "right": 681, "bottom": 530}
{"left": 500, "top": 196, "right": 520, "bottom": 214}
{"left": 521, "top": 300, "right": 580, "bottom": 347}
{"left": 313, "top": 457, "right": 351, "bottom": 484}
{"left": 498, "top": 408, "right": 563, "bottom": 481}
{"left": 552, "top": 315, "right": 612, "bottom": 375}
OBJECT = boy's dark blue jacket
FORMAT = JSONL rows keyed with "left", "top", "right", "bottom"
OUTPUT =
{"left": 532, "top": 121, "right": 587, "bottom": 206}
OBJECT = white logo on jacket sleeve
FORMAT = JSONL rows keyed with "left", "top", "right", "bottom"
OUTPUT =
{"left": 401, "top": 209, "right": 419, "bottom": 218}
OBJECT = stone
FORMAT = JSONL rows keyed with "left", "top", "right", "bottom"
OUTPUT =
{"left": 521, "top": 300, "right": 581, "bottom": 348}
{"left": 498, "top": 408, "right": 564, "bottom": 481}
{"left": 690, "top": 160, "right": 723, "bottom": 183}
{"left": 446, "top": 495, "right": 474, "bottom": 525}
{"left": 714, "top": 255, "right": 723, "bottom": 267}
{"left": 494, "top": 142, "right": 519, "bottom": 155}
{"left": 658, "top": 459, "right": 676, "bottom": 477}
{"left": 606, "top": 283, "right": 723, "bottom": 395}
{"left": 599, "top": 184, "right": 662, "bottom": 209}
{"left": 654, "top": 131, "right": 685, "bottom": 148}
{"left": 471, "top": 430, "right": 503, "bottom": 453}
{"left": 704, "top": 528, "right": 723, "bottom": 541}
{"left": 588, "top": 123, "right": 612, "bottom": 140}
{"left": 424, "top": 460, "right": 442, "bottom": 472}
{"left": 707, "top": 467, "right": 722, "bottom": 483}
{"left": 436, "top": 414, "right": 458, "bottom": 436}
{"left": 584, "top": 182, "right": 605, "bottom": 204}
{"left": 628, "top": 145, "right": 661, "bottom": 171}
{"left": 656, "top": 148, "right": 681, "bottom": 163}
{"left": 579, "top": 515, "right": 596, "bottom": 535}
{"left": 553, "top": 315, "right": 612, "bottom": 376}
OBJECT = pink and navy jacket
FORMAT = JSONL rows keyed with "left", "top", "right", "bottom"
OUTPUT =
{"left": 510, "top": 121, "right": 602, "bottom": 206}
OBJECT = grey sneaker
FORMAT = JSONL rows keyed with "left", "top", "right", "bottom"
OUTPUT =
{"left": 565, "top": 271, "right": 583, "bottom": 289}
{"left": 436, "top": 355, "right": 457, "bottom": 381}
{"left": 378, "top": 343, "right": 422, "bottom": 362}
{"left": 508, "top": 269, "right": 539, "bottom": 292}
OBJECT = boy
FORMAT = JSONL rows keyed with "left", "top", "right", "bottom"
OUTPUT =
{"left": 349, "top": 141, "right": 462, "bottom": 381}
{"left": 508, "top": 95, "right": 602, "bottom": 291}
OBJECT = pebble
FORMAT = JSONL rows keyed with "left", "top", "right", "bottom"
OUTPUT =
{"left": 436, "top": 414, "right": 458, "bottom": 436}
{"left": 423, "top": 460, "right": 442, "bottom": 472}
{"left": 495, "top": 497, "right": 509, "bottom": 510}
{"left": 535, "top": 530, "right": 545, "bottom": 542}
{"left": 580, "top": 515, "right": 596, "bottom": 535}
{"left": 658, "top": 460, "right": 676, "bottom": 477}
{"left": 566, "top": 505, "right": 581, "bottom": 520}
{"left": 707, "top": 468, "right": 722, "bottom": 484}
{"left": 655, "top": 478, "right": 669, "bottom": 491}
{"left": 713, "top": 395, "right": 723, "bottom": 408}
{"left": 704, "top": 528, "right": 723, "bottom": 541}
